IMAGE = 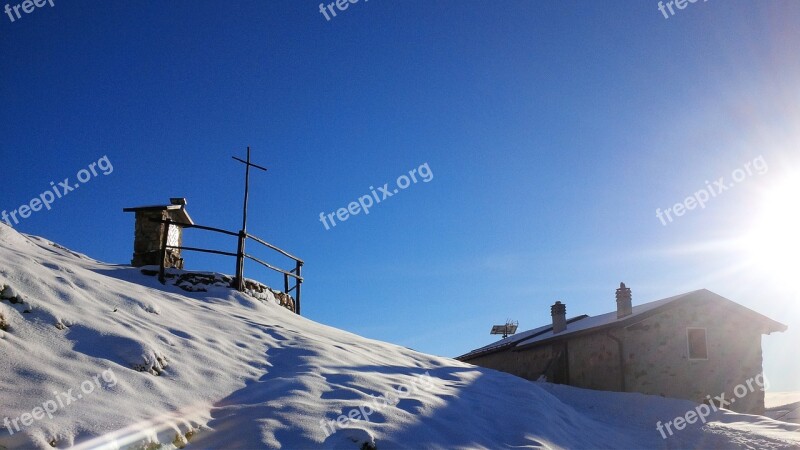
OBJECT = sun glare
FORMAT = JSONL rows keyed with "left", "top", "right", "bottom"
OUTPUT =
{"left": 745, "top": 175, "right": 800, "bottom": 287}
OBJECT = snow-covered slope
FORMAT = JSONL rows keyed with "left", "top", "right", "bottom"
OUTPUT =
{"left": 1, "top": 224, "right": 799, "bottom": 449}
{"left": 766, "top": 393, "right": 800, "bottom": 425}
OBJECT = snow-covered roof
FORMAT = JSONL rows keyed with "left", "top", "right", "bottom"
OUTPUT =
{"left": 457, "top": 315, "right": 589, "bottom": 360}
{"left": 459, "top": 289, "right": 787, "bottom": 360}
{"left": 514, "top": 291, "right": 696, "bottom": 348}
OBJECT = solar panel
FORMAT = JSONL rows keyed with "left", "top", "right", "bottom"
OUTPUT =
{"left": 489, "top": 320, "right": 518, "bottom": 338}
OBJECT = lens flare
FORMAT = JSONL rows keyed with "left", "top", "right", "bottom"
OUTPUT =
{"left": 745, "top": 175, "right": 800, "bottom": 289}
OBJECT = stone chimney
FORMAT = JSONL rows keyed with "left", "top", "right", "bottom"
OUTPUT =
{"left": 616, "top": 282, "right": 632, "bottom": 318}
{"left": 551, "top": 301, "right": 567, "bottom": 334}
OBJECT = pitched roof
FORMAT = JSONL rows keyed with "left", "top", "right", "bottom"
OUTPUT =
{"left": 123, "top": 204, "right": 194, "bottom": 226}
{"left": 457, "top": 315, "right": 589, "bottom": 360}
{"left": 457, "top": 289, "right": 787, "bottom": 360}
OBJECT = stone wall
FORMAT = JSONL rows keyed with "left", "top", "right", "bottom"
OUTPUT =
{"left": 462, "top": 298, "right": 768, "bottom": 414}
{"left": 566, "top": 332, "right": 623, "bottom": 391}
{"left": 142, "top": 269, "right": 297, "bottom": 314}
{"left": 622, "top": 299, "right": 766, "bottom": 414}
{"left": 462, "top": 344, "right": 557, "bottom": 382}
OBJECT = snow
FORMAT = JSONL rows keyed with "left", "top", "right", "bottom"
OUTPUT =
{"left": 765, "top": 393, "right": 800, "bottom": 425}
{"left": 463, "top": 289, "right": 784, "bottom": 356}
{"left": 767, "top": 393, "right": 800, "bottom": 409}
{"left": 515, "top": 291, "right": 703, "bottom": 348}
{"left": 1, "top": 222, "right": 799, "bottom": 449}
{"left": 461, "top": 292, "right": 714, "bottom": 359}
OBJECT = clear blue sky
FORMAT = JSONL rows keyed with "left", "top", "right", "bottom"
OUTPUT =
{"left": 2, "top": 1, "right": 799, "bottom": 390}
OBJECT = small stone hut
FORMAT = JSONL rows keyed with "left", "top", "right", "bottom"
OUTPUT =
{"left": 456, "top": 284, "right": 787, "bottom": 414}
{"left": 123, "top": 198, "right": 194, "bottom": 269}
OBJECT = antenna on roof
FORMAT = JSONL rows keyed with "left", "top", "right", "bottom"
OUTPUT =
{"left": 490, "top": 319, "right": 518, "bottom": 339}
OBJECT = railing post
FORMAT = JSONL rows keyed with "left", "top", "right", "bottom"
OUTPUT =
{"left": 295, "top": 261, "right": 303, "bottom": 315}
{"left": 158, "top": 218, "right": 170, "bottom": 284}
{"left": 235, "top": 230, "right": 246, "bottom": 291}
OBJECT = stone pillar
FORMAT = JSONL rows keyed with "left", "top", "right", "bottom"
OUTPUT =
{"left": 131, "top": 210, "right": 184, "bottom": 269}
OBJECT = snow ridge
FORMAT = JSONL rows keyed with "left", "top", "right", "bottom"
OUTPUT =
{"left": 1, "top": 224, "right": 798, "bottom": 449}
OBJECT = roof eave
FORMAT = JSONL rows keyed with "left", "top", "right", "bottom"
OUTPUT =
{"left": 123, "top": 205, "right": 184, "bottom": 212}
{"left": 123, "top": 205, "right": 194, "bottom": 226}
{"left": 513, "top": 291, "right": 788, "bottom": 351}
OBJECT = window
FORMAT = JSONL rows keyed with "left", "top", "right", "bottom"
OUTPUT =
{"left": 687, "top": 328, "right": 708, "bottom": 360}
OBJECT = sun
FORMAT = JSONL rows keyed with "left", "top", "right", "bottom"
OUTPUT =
{"left": 744, "top": 175, "right": 800, "bottom": 287}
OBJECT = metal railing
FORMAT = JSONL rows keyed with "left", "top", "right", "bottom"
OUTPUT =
{"left": 151, "top": 218, "right": 304, "bottom": 314}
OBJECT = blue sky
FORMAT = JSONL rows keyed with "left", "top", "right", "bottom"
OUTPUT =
{"left": 2, "top": 1, "right": 799, "bottom": 390}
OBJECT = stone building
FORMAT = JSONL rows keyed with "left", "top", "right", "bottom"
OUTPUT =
{"left": 456, "top": 284, "right": 787, "bottom": 414}
{"left": 123, "top": 198, "right": 194, "bottom": 269}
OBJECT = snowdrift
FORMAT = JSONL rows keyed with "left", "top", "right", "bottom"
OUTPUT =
{"left": 0, "top": 223, "right": 798, "bottom": 449}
